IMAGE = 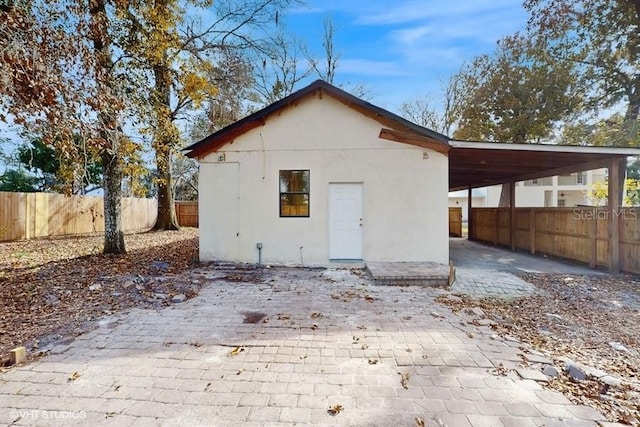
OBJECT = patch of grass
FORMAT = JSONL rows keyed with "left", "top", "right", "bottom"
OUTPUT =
{"left": 12, "top": 251, "right": 30, "bottom": 259}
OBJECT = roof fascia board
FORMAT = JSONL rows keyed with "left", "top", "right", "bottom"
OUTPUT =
{"left": 450, "top": 140, "right": 640, "bottom": 155}
{"left": 379, "top": 128, "right": 450, "bottom": 155}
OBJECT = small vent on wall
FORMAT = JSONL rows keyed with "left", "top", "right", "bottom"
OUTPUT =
{"left": 217, "top": 153, "right": 226, "bottom": 162}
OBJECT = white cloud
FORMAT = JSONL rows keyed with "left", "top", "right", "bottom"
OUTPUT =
{"left": 338, "top": 59, "right": 410, "bottom": 77}
{"left": 376, "top": 1, "right": 527, "bottom": 73}
{"left": 392, "top": 25, "right": 433, "bottom": 45}
{"left": 287, "top": 5, "right": 331, "bottom": 15}
{"left": 354, "top": 0, "right": 523, "bottom": 26}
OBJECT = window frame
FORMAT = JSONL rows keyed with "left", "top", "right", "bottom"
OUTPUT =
{"left": 279, "top": 169, "right": 310, "bottom": 218}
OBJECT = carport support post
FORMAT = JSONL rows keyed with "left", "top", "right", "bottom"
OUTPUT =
{"left": 509, "top": 181, "right": 516, "bottom": 251}
{"left": 607, "top": 158, "right": 623, "bottom": 274}
{"left": 467, "top": 186, "right": 473, "bottom": 240}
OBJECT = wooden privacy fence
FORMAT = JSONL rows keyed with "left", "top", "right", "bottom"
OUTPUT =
{"left": 0, "top": 191, "right": 157, "bottom": 242}
{"left": 470, "top": 207, "right": 640, "bottom": 274}
{"left": 175, "top": 201, "right": 198, "bottom": 227}
{"left": 449, "top": 207, "right": 462, "bottom": 237}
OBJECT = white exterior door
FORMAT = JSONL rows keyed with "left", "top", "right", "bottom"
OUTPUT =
{"left": 329, "top": 183, "right": 363, "bottom": 260}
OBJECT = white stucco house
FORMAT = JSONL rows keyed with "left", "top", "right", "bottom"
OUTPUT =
{"left": 185, "top": 80, "right": 451, "bottom": 266}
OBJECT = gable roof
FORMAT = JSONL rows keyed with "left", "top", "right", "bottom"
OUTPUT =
{"left": 184, "top": 79, "right": 451, "bottom": 159}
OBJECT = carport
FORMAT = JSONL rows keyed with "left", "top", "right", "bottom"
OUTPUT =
{"left": 448, "top": 141, "right": 640, "bottom": 273}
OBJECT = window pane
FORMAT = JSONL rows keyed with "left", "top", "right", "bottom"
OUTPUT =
{"left": 280, "top": 194, "right": 309, "bottom": 217}
{"left": 280, "top": 170, "right": 309, "bottom": 193}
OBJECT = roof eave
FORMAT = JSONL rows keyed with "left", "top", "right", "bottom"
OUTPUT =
{"left": 449, "top": 140, "right": 640, "bottom": 155}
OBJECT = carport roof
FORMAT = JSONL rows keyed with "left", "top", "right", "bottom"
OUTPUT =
{"left": 449, "top": 140, "right": 640, "bottom": 191}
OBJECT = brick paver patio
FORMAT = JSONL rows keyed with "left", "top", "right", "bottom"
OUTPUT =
{"left": 0, "top": 266, "right": 606, "bottom": 426}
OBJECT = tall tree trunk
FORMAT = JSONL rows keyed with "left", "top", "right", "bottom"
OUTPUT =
{"left": 153, "top": 141, "right": 180, "bottom": 230}
{"left": 623, "top": 76, "right": 640, "bottom": 145}
{"left": 152, "top": 62, "right": 180, "bottom": 231}
{"left": 498, "top": 183, "right": 511, "bottom": 207}
{"left": 88, "top": 0, "right": 126, "bottom": 253}
{"left": 102, "top": 149, "right": 125, "bottom": 253}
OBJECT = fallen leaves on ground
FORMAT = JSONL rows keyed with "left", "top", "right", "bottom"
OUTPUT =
{"left": 228, "top": 346, "right": 245, "bottom": 357}
{"left": 0, "top": 228, "right": 201, "bottom": 364}
{"left": 492, "top": 363, "right": 509, "bottom": 377}
{"left": 438, "top": 273, "right": 640, "bottom": 424}
{"left": 400, "top": 371, "right": 411, "bottom": 389}
{"left": 330, "top": 289, "right": 374, "bottom": 303}
{"left": 327, "top": 404, "right": 344, "bottom": 415}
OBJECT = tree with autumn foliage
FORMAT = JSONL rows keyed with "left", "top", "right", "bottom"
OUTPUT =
{"left": 118, "top": 0, "right": 298, "bottom": 230}
{"left": 524, "top": 0, "right": 640, "bottom": 146}
{"left": 0, "top": 0, "right": 137, "bottom": 254}
{"left": 453, "top": 33, "right": 582, "bottom": 144}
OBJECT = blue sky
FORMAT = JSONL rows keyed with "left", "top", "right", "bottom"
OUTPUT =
{"left": 2, "top": 1, "right": 528, "bottom": 165}
{"left": 284, "top": 1, "right": 528, "bottom": 111}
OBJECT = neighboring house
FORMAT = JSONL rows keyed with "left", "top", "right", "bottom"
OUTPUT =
{"left": 487, "top": 169, "right": 608, "bottom": 207}
{"left": 185, "top": 80, "right": 450, "bottom": 266}
{"left": 448, "top": 189, "right": 486, "bottom": 222}
{"left": 449, "top": 169, "right": 609, "bottom": 212}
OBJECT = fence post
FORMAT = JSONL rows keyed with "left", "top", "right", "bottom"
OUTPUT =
{"left": 509, "top": 182, "right": 516, "bottom": 251}
{"left": 589, "top": 207, "right": 597, "bottom": 268}
{"left": 608, "top": 158, "right": 622, "bottom": 273}
{"left": 529, "top": 209, "right": 536, "bottom": 254}
{"left": 25, "top": 193, "right": 32, "bottom": 239}
{"left": 467, "top": 187, "right": 473, "bottom": 240}
{"left": 493, "top": 208, "right": 499, "bottom": 246}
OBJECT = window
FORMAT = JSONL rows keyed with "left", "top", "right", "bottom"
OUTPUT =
{"left": 576, "top": 173, "right": 584, "bottom": 184}
{"left": 557, "top": 199, "right": 566, "bottom": 207}
{"left": 279, "top": 170, "right": 310, "bottom": 217}
{"left": 532, "top": 179, "right": 539, "bottom": 185}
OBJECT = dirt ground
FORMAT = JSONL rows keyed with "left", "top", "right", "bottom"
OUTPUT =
{"left": 0, "top": 228, "right": 201, "bottom": 364}
{"left": 439, "top": 273, "right": 640, "bottom": 425}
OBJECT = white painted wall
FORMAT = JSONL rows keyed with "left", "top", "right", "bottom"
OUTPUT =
{"left": 197, "top": 94, "right": 449, "bottom": 266}
{"left": 448, "top": 197, "right": 486, "bottom": 221}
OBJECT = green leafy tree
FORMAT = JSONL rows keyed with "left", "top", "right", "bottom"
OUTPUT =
{"left": 17, "top": 139, "right": 59, "bottom": 191}
{"left": 525, "top": 0, "right": 640, "bottom": 145}
{"left": 561, "top": 114, "right": 640, "bottom": 147}
{"left": 454, "top": 34, "right": 582, "bottom": 144}
{"left": 16, "top": 137, "right": 103, "bottom": 194}
{"left": 627, "top": 157, "right": 640, "bottom": 205}
{"left": 0, "top": 169, "right": 39, "bottom": 192}
{"left": 584, "top": 178, "right": 640, "bottom": 207}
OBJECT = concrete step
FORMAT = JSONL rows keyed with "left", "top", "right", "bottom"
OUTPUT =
{"left": 366, "top": 261, "right": 451, "bottom": 288}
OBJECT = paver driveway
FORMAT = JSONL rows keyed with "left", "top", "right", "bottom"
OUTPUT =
{"left": 0, "top": 266, "right": 606, "bottom": 426}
